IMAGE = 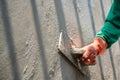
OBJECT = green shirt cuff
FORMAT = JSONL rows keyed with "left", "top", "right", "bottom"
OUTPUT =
{"left": 96, "top": 22, "right": 120, "bottom": 48}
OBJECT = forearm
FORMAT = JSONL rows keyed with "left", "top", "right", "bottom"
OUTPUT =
{"left": 96, "top": 0, "right": 120, "bottom": 48}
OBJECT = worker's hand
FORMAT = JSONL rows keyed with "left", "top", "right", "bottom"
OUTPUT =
{"left": 72, "top": 45, "right": 97, "bottom": 65}
{"left": 71, "top": 37, "right": 108, "bottom": 65}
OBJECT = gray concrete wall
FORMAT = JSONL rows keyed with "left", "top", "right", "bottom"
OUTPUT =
{"left": 0, "top": 0, "right": 119, "bottom": 80}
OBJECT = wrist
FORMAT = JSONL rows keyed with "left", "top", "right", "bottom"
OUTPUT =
{"left": 92, "top": 37, "right": 108, "bottom": 56}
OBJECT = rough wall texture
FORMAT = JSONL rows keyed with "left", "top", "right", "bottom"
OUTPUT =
{"left": 0, "top": 0, "right": 120, "bottom": 80}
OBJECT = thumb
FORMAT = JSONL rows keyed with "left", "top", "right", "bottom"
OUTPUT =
{"left": 71, "top": 46, "right": 85, "bottom": 55}
{"left": 82, "top": 48, "right": 91, "bottom": 58}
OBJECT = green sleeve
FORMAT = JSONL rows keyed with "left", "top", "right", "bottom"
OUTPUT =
{"left": 96, "top": 0, "right": 120, "bottom": 48}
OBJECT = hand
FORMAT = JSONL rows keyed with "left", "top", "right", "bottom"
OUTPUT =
{"left": 72, "top": 45, "right": 97, "bottom": 65}
{"left": 71, "top": 37, "right": 108, "bottom": 65}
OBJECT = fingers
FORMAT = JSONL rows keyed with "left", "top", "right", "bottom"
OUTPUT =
{"left": 85, "top": 59, "right": 96, "bottom": 65}
{"left": 82, "top": 46, "right": 97, "bottom": 58}
{"left": 80, "top": 49, "right": 97, "bottom": 65}
{"left": 81, "top": 57, "right": 96, "bottom": 65}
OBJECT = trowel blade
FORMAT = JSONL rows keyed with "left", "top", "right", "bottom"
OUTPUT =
{"left": 57, "top": 32, "right": 86, "bottom": 75}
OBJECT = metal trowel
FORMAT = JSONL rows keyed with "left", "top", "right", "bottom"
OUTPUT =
{"left": 57, "top": 32, "right": 86, "bottom": 75}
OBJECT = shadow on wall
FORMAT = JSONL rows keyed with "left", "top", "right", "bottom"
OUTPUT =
{"left": 30, "top": 0, "right": 49, "bottom": 80}
{"left": 72, "top": 0, "right": 91, "bottom": 79}
{"left": 88, "top": 0, "right": 117, "bottom": 80}
{"left": 111, "top": 0, "right": 113, "bottom": 4}
{"left": 119, "top": 41, "right": 120, "bottom": 48}
{"left": 54, "top": 0, "right": 90, "bottom": 80}
{"left": 87, "top": 0, "right": 105, "bottom": 80}
{"left": 54, "top": 0, "right": 75, "bottom": 79}
{"left": 0, "top": 0, "right": 21, "bottom": 80}
{"left": 99, "top": 0, "right": 117, "bottom": 80}
{"left": 72, "top": 0, "right": 84, "bottom": 47}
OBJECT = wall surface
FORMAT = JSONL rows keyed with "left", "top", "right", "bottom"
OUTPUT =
{"left": 0, "top": 0, "right": 120, "bottom": 80}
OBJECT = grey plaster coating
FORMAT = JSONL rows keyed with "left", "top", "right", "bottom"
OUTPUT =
{"left": 0, "top": 0, "right": 120, "bottom": 80}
